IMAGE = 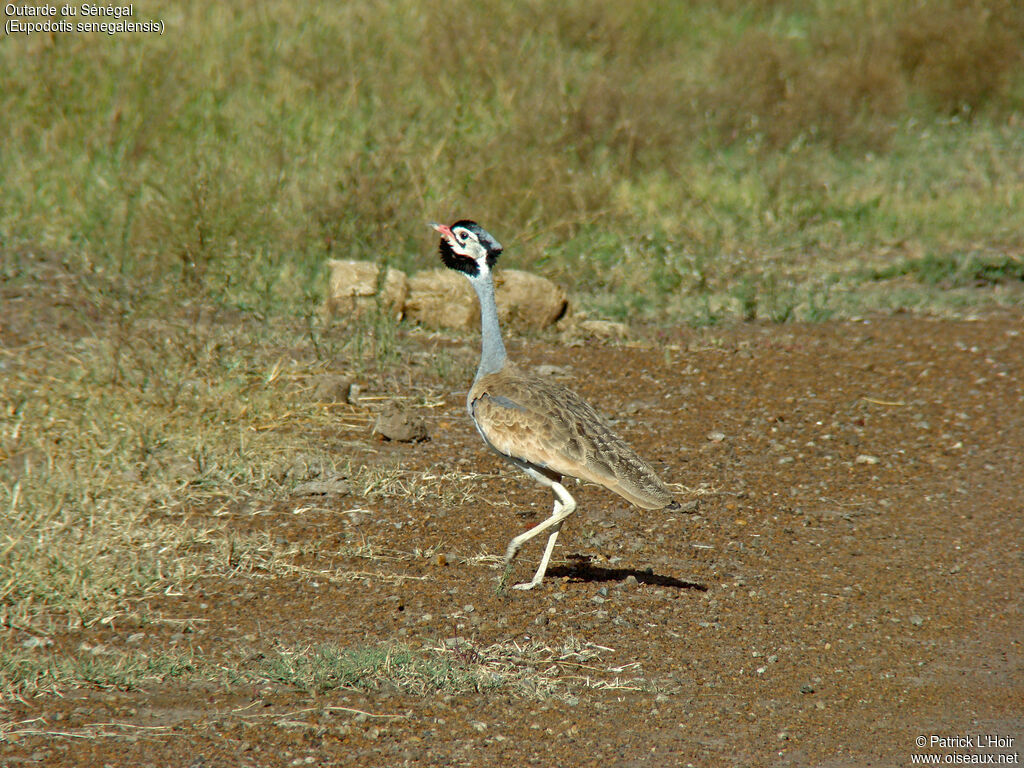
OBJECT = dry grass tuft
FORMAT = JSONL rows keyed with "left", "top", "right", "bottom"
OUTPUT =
{"left": 894, "top": 0, "right": 1024, "bottom": 114}
{"left": 3, "top": 0, "right": 1021, "bottom": 303}
{"left": 0, "top": 261, "right": 470, "bottom": 633}
{"left": 262, "top": 637, "right": 640, "bottom": 700}
{"left": 707, "top": 1, "right": 1024, "bottom": 150}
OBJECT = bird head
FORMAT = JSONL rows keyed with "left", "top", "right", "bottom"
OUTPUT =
{"left": 431, "top": 220, "right": 502, "bottom": 278}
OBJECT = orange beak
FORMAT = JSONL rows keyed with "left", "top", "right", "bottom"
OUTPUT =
{"left": 430, "top": 221, "right": 454, "bottom": 240}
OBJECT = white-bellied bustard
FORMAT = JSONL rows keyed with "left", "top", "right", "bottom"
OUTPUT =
{"left": 432, "top": 220, "right": 680, "bottom": 593}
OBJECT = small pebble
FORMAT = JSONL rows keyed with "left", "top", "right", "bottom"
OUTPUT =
{"left": 534, "top": 364, "right": 571, "bottom": 378}
{"left": 311, "top": 374, "right": 353, "bottom": 403}
{"left": 293, "top": 476, "right": 350, "bottom": 496}
{"left": 373, "top": 402, "right": 429, "bottom": 443}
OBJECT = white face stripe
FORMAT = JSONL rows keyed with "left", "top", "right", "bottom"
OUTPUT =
{"left": 449, "top": 229, "right": 489, "bottom": 264}
{"left": 452, "top": 227, "right": 475, "bottom": 244}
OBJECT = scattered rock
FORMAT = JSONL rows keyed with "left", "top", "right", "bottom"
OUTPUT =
{"left": 279, "top": 454, "right": 331, "bottom": 483}
{"left": 495, "top": 269, "right": 568, "bottom": 330}
{"left": 293, "top": 476, "right": 350, "bottom": 496}
{"left": 404, "top": 268, "right": 568, "bottom": 330}
{"left": 372, "top": 402, "right": 429, "bottom": 443}
{"left": 404, "top": 269, "right": 477, "bottom": 329}
{"left": 909, "top": 614, "right": 924, "bottom": 627}
{"left": 310, "top": 374, "right": 353, "bottom": 403}
{"left": 707, "top": 430, "right": 726, "bottom": 443}
{"left": 856, "top": 454, "right": 881, "bottom": 465}
{"left": 322, "top": 260, "right": 408, "bottom": 320}
{"left": 533, "top": 363, "right": 572, "bottom": 378}
{"left": 570, "top": 318, "right": 630, "bottom": 340}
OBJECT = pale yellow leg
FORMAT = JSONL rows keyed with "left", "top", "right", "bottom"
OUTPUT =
{"left": 498, "top": 481, "right": 577, "bottom": 593}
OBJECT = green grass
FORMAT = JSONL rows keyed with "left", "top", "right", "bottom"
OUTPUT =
{"left": 865, "top": 250, "right": 1024, "bottom": 287}
{"left": 1, "top": 0, "right": 1022, "bottom": 317}
{"left": 0, "top": 638, "right": 616, "bottom": 703}
{"left": 260, "top": 644, "right": 498, "bottom": 696}
{"left": 0, "top": 647, "right": 201, "bottom": 697}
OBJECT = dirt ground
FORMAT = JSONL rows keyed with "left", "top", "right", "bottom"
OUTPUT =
{"left": 2, "top": 310, "right": 1022, "bottom": 767}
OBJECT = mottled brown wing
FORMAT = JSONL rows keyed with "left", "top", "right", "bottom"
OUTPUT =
{"left": 469, "top": 369, "right": 674, "bottom": 509}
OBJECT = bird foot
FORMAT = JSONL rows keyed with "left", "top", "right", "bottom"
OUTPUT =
{"left": 495, "top": 574, "right": 542, "bottom": 594}
{"left": 511, "top": 579, "right": 542, "bottom": 591}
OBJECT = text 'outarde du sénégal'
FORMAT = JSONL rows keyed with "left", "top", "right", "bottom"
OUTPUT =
{"left": 5, "top": 4, "right": 134, "bottom": 19}
{"left": 4, "top": 5, "right": 163, "bottom": 35}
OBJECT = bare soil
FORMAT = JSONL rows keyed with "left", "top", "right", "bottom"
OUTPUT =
{"left": 3, "top": 311, "right": 1023, "bottom": 767}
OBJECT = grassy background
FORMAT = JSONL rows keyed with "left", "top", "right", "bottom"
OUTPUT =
{"left": 2, "top": 0, "right": 1023, "bottom": 319}
{"left": 1, "top": 0, "right": 1024, "bottom": 693}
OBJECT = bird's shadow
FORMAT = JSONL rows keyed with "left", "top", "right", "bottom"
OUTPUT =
{"left": 549, "top": 555, "right": 708, "bottom": 592}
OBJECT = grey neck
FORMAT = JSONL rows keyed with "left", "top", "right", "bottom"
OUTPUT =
{"left": 469, "top": 267, "right": 506, "bottom": 382}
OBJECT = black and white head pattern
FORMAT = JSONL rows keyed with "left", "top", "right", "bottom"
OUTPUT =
{"left": 436, "top": 220, "right": 503, "bottom": 277}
